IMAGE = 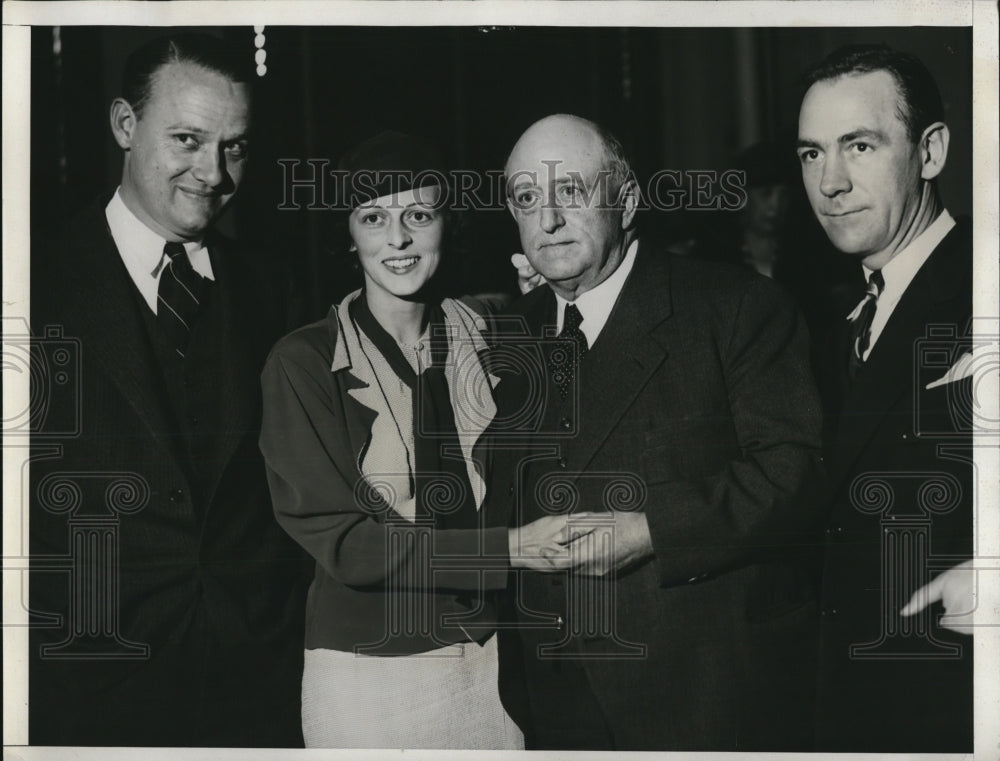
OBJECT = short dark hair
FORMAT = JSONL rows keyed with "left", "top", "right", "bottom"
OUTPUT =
{"left": 801, "top": 44, "right": 944, "bottom": 142}
{"left": 122, "top": 33, "right": 254, "bottom": 118}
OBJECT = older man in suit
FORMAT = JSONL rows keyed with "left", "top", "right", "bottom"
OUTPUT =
{"left": 797, "top": 44, "right": 974, "bottom": 752}
{"left": 29, "top": 34, "right": 307, "bottom": 746}
{"left": 490, "top": 113, "right": 824, "bottom": 750}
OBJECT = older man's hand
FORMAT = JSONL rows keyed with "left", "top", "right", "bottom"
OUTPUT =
{"left": 900, "top": 559, "right": 975, "bottom": 635}
{"left": 560, "top": 511, "right": 654, "bottom": 576}
{"left": 508, "top": 514, "right": 597, "bottom": 572}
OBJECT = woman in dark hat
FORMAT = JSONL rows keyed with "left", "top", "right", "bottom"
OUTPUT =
{"left": 259, "top": 132, "right": 526, "bottom": 749}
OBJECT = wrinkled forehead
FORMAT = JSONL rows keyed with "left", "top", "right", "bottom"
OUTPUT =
{"left": 507, "top": 123, "right": 606, "bottom": 184}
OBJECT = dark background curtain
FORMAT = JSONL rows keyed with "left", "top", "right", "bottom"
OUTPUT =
{"left": 30, "top": 25, "right": 972, "bottom": 321}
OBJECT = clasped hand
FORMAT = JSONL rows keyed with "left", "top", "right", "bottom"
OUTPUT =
{"left": 509, "top": 511, "right": 653, "bottom": 575}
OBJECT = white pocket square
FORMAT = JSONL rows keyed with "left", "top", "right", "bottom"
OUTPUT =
{"left": 925, "top": 350, "right": 976, "bottom": 390}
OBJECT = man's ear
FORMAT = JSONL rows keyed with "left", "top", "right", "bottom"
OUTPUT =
{"left": 919, "top": 121, "right": 949, "bottom": 181}
{"left": 109, "top": 98, "right": 138, "bottom": 150}
{"left": 619, "top": 176, "right": 640, "bottom": 230}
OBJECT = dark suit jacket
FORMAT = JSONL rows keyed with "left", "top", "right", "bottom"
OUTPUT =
{"left": 29, "top": 199, "right": 309, "bottom": 747}
{"left": 815, "top": 219, "right": 973, "bottom": 752}
{"left": 489, "top": 241, "right": 825, "bottom": 750}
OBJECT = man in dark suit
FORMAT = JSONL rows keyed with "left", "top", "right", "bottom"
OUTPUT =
{"left": 489, "top": 113, "right": 824, "bottom": 750}
{"left": 796, "top": 44, "right": 974, "bottom": 752}
{"left": 29, "top": 34, "right": 307, "bottom": 746}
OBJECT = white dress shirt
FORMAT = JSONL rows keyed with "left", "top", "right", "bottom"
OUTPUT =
{"left": 105, "top": 188, "right": 215, "bottom": 315}
{"left": 555, "top": 239, "right": 639, "bottom": 346}
{"left": 860, "top": 210, "right": 955, "bottom": 360}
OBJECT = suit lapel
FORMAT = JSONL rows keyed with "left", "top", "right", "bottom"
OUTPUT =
{"left": 63, "top": 208, "right": 181, "bottom": 464}
{"left": 323, "top": 302, "right": 382, "bottom": 496}
{"left": 830, "top": 221, "right": 972, "bottom": 486}
{"left": 199, "top": 238, "right": 270, "bottom": 505}
{"left": 563, "top": 242, "right": 673, "bottom": 477}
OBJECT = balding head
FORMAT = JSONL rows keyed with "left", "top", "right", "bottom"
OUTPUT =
{"left": 505, "top": 114, "right": 630, "bottom": 194}
{"left": 504, "top": 114, "right": 638, "bottom": 300}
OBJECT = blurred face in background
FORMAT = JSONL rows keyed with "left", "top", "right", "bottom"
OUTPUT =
{"left": 743, "top": 183, "right": 790, "bottom": 236}
{"left": 349, "top": 184, "right": 446, "bottom": 304}
{"left": 111, "top": 61, "right": 251, "bottom": 242}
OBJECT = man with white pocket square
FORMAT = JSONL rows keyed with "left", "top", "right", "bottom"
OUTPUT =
{"left": 797, "top": 44, "right": 974, "bottom": 752}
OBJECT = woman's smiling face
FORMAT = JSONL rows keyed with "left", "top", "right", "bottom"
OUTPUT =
{"left": 349, "top": 184, "right": 446, "bottom": 301}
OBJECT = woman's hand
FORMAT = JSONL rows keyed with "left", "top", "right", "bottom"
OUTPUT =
{"left": 508, "top": 514, "right": 597, "bottom": 571}
{"left": 511, "top": 253, "right": 544, "bottom": 295}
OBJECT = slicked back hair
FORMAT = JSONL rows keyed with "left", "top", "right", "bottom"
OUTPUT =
{"left": 801, "top": 43, "right": 944, "bottom": 143}
{"left": 122, "top": 32, "right": 254, "bottom": 118}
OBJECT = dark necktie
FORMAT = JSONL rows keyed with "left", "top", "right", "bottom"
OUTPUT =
{"left": 550, "top": 303, "right": 588, "bottom": 401}
{"left": 846, "top": 269, "right": 884, "bottom": 380}
{"left": 157, "top": 241, "right": 207, "bottom": 358}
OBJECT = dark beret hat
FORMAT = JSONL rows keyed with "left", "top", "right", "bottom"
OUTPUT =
{"left": 337, "top": 130, "right": 448, "bottom": 210}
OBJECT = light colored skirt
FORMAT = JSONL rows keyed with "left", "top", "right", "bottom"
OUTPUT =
{"left": 301, "top": 634, "right": 524, "bottom": 749}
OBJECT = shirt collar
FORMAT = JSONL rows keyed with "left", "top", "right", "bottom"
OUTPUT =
{"left": 105, "top": 188, "right": 215, "bottom": 313}
{"left": 863, "top": 209, "right": 955, "bottom": 301}
{"left": 555, "top": 238, "right": 639, "bottom": 347}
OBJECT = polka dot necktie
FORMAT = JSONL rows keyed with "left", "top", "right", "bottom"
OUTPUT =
{"left": 550, "top": 303, "right": 588, "bottom": 400}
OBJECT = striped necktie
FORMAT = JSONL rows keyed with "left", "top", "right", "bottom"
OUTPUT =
{"left": 846, "top": 269, "right": 884, "bottom": 380}
{"left": 157, "top": 241, "right": 207, "bottom": 358}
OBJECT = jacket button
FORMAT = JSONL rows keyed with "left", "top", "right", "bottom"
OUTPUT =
{"left": 168, "top": 488, "right": 184, "bottom": 503}
{"left": 507, "top": 483, "right": 515, "bottom": 497}
{"left": 558, "top": 457, "right": 568, "bottom": 469}
{"left": 559, "top": 417, "right": 572, "bottom": 430}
